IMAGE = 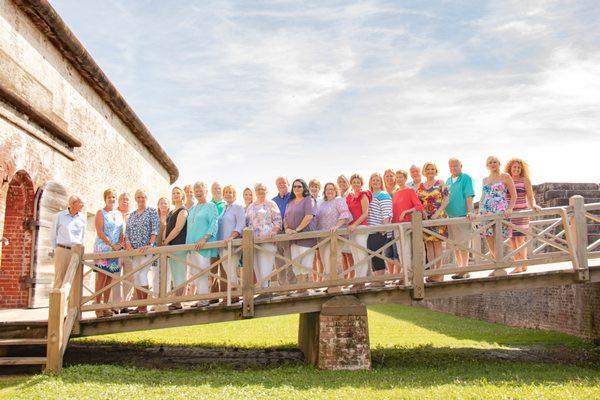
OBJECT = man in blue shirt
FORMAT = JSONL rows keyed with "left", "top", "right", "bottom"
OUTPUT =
{"left": 446, "top": 158, "right": 475, "bottom": 279}
{"left": 272, "top": 177, "right": 296, "bottom": 286}
{"left": 50, "top": 195, "right": 86, "bottom": 287}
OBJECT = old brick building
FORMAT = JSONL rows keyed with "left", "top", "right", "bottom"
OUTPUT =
{"left": 0, "top": 1, "right": 178, "bottom": 309}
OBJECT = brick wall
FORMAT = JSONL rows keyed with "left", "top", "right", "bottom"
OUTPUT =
{"left": 417, "top": 282, "right": 600, "bottom": 342}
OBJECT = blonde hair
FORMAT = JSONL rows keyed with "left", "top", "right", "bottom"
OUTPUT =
{"left": 349, "top": 173, "right": 364, "bottom": 186}
{"left": 103, "top": 188, "right": 117, "bottom": 200}
{"left": 395, "top": 170, "right": 408, "bottom": 179}
{"left": 193, "top": 181, "right": 207, "bottom": 191}
{"left": 323, "top": 182, "right": 339, "bottom": 201}
{"left": 486, "top": 156, "right": 501, "bottom": 168}
{"left": 337, "top": 175, "right": 350, "bottom": 185}
{"left": 134, "top": 189, "right": 147, "bottom": 198}
{"left": 223, "top": 185, "right": 237, "bottom": 199}
{"left": 421, "top": 162, "right": 438, "bottom": 175}
{"left": 171, "top": 186, "right": 186, "bottom": 204}
{"left": 368, "top": 173, "right": 384, "bottom": 192}
{"left": 254, "top": 182, "right": 267, "bottom": 192}
{"left": 383, "top": 169, "right": 396, "bottom": 179}
{"left": 183, "top": 184, "right": 193, "bottom": 192}
{"left": 308, "top": 179, "right": 321, "bottom": 189}
{"left": 157, "top": 197, "right": 170, "bottom": 218}
{"left": 504, "top": 158, "right": 530, "bottom": 179}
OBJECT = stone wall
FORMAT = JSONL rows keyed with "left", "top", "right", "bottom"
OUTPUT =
{"left": 0, "top": 1, "right": 174, "bottom": 308}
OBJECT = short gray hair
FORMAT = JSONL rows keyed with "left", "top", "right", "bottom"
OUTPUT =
{"left": 68, "top": 195, "right": 82, "bottom": 206}
{"left": 193, "top": 181, "right": 207, "bottom": 191}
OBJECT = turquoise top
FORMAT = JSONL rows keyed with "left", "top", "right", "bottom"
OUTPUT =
{"left": 211, "top": 199, "right": 227, "bottom": 217}
{"left": 93, "top": 209, "right": 123, "bottom": 248}
{"left": 445, "top": 173, "right": 475, "bottom": 217}
{"left": 186, "top": 202, "right": 219, "bottom": 257}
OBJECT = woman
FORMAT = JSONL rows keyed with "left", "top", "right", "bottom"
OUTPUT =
{"left": 478, "top": 156, "right": 517, "bottom": 275}
{"left": 246, "top": 183, "right": 282, "bottom": 289}
{"left": 316, "top": 183, "right": 352, "bottom": 280}
{"left": 162, "top": 187, "right": 188, "bottom": 310}
{"left": 391, "top": 170, "right": 424, "bottom": 278}
{"left": 242, "top": 187, "right": 255, "bottom": 209}
{"left": 416, "top": 162, "right": 449, "bottom": 283}
{"left": 184, "top": 184, "right": 195, "bottom": 210}
{"left": 346, "top": 174, "right": 372, "bottom": 285}
{"left": 367, "top": 173, "right": 393, "bottom": 284}
{"left": 93, "top": 188, "right": 124, "bottom": 318}
{"left": 153, "top": 196, "right": 170, "bottom": 302}
{"left": 337, "top": 174, "right": 354, "bottom": 277}
{"left": 217, "top": 185, "right": 246, "bottom": 301}
{"left": 125, "top": 189, "right": 159, "bottom": 314}
{"left": 505, "top": 158, "right": 541, "bottom": 273}
{"left": 186, "top": 181, "right": 219, "bottom": 307}
{"left": 309, "top": 179, "right": 323, "bottom": 282}
{"left": 284, "top": 179, "right": 318, "bottom": 289}
{"left": 383, "top": 169, "right": 399, "bottom": 196}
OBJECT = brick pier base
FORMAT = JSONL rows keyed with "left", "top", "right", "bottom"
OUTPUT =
{"left": 298, "top": 295, "right": 371, "bottom": 370}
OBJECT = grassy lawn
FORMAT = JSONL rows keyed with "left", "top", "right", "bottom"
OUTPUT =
{"left": 1, "top": 304, "right": 599, "bottom": 399}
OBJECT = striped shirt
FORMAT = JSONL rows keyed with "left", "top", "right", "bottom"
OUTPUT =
{"left": 367, "top": 191, "right": 393, "bottom": 226}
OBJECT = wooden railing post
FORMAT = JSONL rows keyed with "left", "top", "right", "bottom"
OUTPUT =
{"left": 242, "top": 228, "right": 255, "bottom": 317}
{"left": 491, "top": 215, "right": 507, "bottom": 276}
{"left": 155, "top": 253, "right": 169, "bottom": 312}
{"left": 411, "top": 211, "right": 424, "bottom": 300}
{"left": 328, "top": 231, "right": 341, "bottom": 293}
{"left": 68, "top": 245, "right": 84, "bottom": 334}
{"left": 570, "top": 195, "right": 589, "bottom": 281}
{"left": 45, "top": 288, "right": 65, "bottom": 374}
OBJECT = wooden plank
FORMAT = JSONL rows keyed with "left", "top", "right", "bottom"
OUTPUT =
{"left": 68, "top": 245, "right": 84, "bottom": 335}
{"left": 0, "top": 357, "right": 47, "bottom": 365}
{"left": 60, "top": 308, "right": 77, "bottom": 356}
{"left": 0, "top": 338, "right": 47, "bottom": 345}
{"left": 411, "top": 211, "right": 424, "bottom": 299}
{"left": 570, "top": 196, "right": 590, "bottom": 281}
{"left": 242, "top": 228, "right": 255, "bottom": 317}
{"left": 45, "top": 289, "right": 65, "bottom": 373}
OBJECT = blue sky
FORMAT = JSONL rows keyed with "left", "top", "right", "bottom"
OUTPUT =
{"left": 50, "top": 0, "right": 600, "bottom": 197}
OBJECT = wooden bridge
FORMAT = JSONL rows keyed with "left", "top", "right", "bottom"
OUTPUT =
{"left": 1, "top": 196, "right": 599, "bottom": 372}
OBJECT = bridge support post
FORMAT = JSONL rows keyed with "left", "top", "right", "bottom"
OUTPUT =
{"left": 242, "top": 228, "right": 255, "bottom": 317}
{"left": 570, "top": 195, "right": 589, "bottom": 282}
{"left": 298, "top": 295, "right": 371, "bottom": 370}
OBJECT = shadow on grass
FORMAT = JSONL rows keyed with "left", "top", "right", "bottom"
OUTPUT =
{"left": 368, "top": 304, "right": 590, "bottom": 348}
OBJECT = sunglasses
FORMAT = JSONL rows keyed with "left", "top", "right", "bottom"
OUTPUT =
{"left": 293, "top": 185, "right": 303, "bottom": 188}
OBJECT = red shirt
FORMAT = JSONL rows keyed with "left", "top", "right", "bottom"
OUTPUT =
{"left": 346, "top": 190, "right": 372, "bottom": 225}
{"left": 392, "top": 188, "right": 424, "bottom": 222}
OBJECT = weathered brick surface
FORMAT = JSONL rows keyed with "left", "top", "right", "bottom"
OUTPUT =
{"left": 417, "top": 282, "right": 600, "bottom": 342}
{"left": 0, "top": 1, "right": 172, "bottom": 308}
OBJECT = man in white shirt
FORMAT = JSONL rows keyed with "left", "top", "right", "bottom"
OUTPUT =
{"left": 50, "top": 195, "right": 86, "bottom": 288}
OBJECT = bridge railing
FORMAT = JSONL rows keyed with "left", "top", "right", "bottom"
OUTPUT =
{"left": 67, "top": 196, "right": 597, "bottom": 317}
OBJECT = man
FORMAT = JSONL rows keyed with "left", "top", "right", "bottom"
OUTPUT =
{"left": 445, "top": 158, "right": 475, "bottom": 279}
{"left": 407, "top": 165, "right": 422, "bottom": 190}
{"left": 272, "top": 176, "right": 296, "bottom": 286}
{"left": 209, "top": 182, "right": 227, "bottom": 297}
{"left": 50, "top": 195, "right": 86, "bottom": 288}
{"left": 111, "top": 192, "right": 134, "bottom": 312}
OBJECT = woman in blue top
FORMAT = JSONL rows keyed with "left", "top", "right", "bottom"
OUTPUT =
{"left": 367, "top": 173, "right": 393, "bottom": 284}
{"left": 94, "top": 188, "right": 124, "bottom": 318}
{"left": 186, "top": 181, "right": 219, "bottom": 307}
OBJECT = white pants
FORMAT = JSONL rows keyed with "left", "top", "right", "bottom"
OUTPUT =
{"left": 220, "top": 248, "right": 240, "bottom": 286}
{"left": 254, "top": 243, "right": 276, "bottom": 288}
{"left": 394, "top": 232, "right": 412, "bottom": 277}
{"left": 187, "top": 252, "right": 211, "bottom": 295}
{"left": 350, "top": 233, "right": 369, "bottom": 278}
{"left": 290, "top": 244, "right": 315, "bottom": 276}
{"left": 132, "top": 254, "right": 154, "bottom": 287}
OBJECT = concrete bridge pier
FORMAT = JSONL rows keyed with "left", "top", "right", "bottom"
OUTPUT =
{"left": 298, "top": 295, "right": 371, "bottom": 370}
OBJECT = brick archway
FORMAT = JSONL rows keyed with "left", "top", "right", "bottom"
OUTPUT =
{"left": 0, "top": 170, "right": 35, "bottom": 308}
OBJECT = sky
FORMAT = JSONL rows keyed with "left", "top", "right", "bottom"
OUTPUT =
{"left": 50, "top": 0, "right": 600, "bottom": 198}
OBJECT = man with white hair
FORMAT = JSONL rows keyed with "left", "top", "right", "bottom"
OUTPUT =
{"left": 407, "top": 165, "right": 422, "bottom": 190}
{"left": 50, "top": 195, "right": 86, "bottom": 287}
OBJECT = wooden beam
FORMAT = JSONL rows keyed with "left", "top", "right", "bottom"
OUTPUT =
{"left": 242, "top": 228, "right": 255, "bottom": 317}
{"left": 411, "top": 212, "right": 424, "bottom": 299}
{"left": 45, "top": 289, "right": 65, "bottom": 373}
{"left": 570, "top": 196, "right": 590, "bottom": 281}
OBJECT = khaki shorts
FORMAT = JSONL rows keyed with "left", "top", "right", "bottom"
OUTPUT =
{"left": 448, "top": 221, "right": 472, "bottom": 247}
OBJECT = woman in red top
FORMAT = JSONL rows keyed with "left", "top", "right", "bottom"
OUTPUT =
{"left": 391, "top": 170, "right": 424, "bottom": 281}
{"left": 346, "top": 174, "right": 372, "bottom": 283}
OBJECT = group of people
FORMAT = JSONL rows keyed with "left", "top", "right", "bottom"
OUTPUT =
{"left": 50, "top": 156, "right": 541, "bottom": 317}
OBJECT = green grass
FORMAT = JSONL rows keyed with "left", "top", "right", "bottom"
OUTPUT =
{"left": 1, "top": 305, "right": 599, "bottom": 399}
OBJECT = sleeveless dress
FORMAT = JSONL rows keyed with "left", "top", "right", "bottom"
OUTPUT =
{"left": 94, "top": 209, "right": 124, "bottom": 272}
{"left": 416, "top": 180, "right": 449, "bottom": 241}
{"left": 478, "top": 180, "right": 509, "bottom": 237}
{"left": 508, "top": 177, "right": 528, "bottom": 237}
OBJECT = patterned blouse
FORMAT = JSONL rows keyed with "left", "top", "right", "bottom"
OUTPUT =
{"left": 186, "top": 202, "right": 219, "bottom": 257}
{"left": 416, "top": 180, "right": 449, "bottom": 241}
{"left": 125, "top": 207, "right": 160, "bottom": 249}
{"left": 316, "top": 197, "right": 352, "bottom": 231}
{"left": 246, "top": 200, "right": 282, "bottom": 240}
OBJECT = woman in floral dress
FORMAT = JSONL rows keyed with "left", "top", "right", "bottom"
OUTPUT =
{"left": 478, "top": 156, "right": 517, "bottom": 275}
{"left": 416, "top": 162, "right": 449, "bottom": 282}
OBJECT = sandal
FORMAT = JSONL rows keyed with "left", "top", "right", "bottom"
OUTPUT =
{"left": 129, "top": 307, "right": 147, "bottom": 314}
{"left": 168, "top": 303, "right": 183, "bottom": 311}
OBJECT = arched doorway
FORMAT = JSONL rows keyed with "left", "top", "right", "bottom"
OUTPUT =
{"left": 0, "top": 170, "right": 35, "bottom": 308}
{"left": 29, "top": 181, "right": 68, "bottom": 307}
